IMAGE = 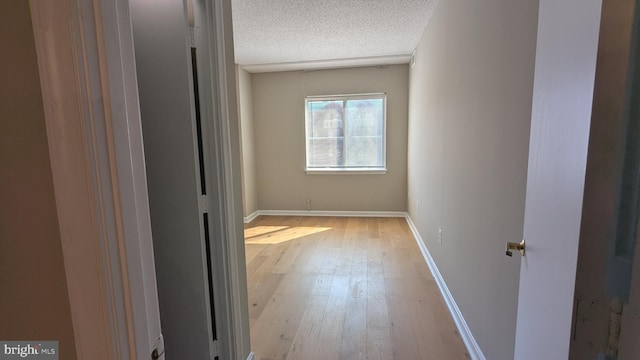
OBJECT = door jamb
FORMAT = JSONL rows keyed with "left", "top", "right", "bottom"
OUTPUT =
{"left": 199, "top": 0, "right": 252, "bottom": 358}
{"left": 30, "top": 0, "right": 160, "bottom": 358}
{"left": 30, "top": 0, "right": 251, "bottom": 358}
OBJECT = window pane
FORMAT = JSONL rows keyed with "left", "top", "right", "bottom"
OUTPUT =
{"left": 345, "top": 99, "right": 384, "bottom": 167}
{"left": 306, "top": 95, "right": 385, "bottom": 170}
{"left": 307, "top": 100, "right": 344, "bottom": 167}
{"left": 308, "top": 138, "right": 344, "bottom": 167}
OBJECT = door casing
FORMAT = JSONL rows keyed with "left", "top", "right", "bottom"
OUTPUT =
{"left": 31, "top": 0, "right": 252, "bottom": 358}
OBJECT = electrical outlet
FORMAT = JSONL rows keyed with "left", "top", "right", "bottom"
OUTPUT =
{"left": 438, "top": 228, "right": 443, "bottom": 244}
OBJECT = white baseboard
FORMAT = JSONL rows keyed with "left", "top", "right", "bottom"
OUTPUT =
{"left": 404, "top": 215, "right": 486, "bottom": 360}
{"left": 244, "top": 211, "right": 260, "bottom": 224}
{"left": 246, "top": 351, "right": 255, "bottom": 360}
{"left": 247, "top": 210, "right": 407, "bottom": 220}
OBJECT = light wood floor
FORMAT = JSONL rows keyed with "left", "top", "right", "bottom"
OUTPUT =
{"left": 244, "top": 216, "right": 469, "bottom": 360}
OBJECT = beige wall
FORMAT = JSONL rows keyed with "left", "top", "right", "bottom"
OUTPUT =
{"left": 406, "top": 0, "right": 537, "bottom": 359}
{"left": 0, "top": 1, "right": 77, "bottom": 358}
{"left": 237, "top": 66, "right": 258, "bottom": 216}
{"left": 252, "top": 65, "right": 409, "bottom": 212}
{"left": 571, "top": 0, "right": 638, "bottom": 357}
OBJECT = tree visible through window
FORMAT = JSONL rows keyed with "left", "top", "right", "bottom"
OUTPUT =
{"left": 305, "top": 94, "right": 386, "bottom": 171}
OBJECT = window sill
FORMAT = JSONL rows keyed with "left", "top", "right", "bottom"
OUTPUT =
{"left": 305, "top": 168, "right": 387, "bottom": 175}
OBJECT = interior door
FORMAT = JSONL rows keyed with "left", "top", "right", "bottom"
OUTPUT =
{"left": 513, "top": 0, "right": 603, "bottom": 359}
{"left": 129, "top": 0, "right": 217, "bottom": 358}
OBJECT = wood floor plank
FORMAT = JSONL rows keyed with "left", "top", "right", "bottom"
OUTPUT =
{"left": 272, "top": 241, "right": 305, "bottom": 274}
{"left": 340, "top": 296, "right": 367, "bottom": 360}
{"left": 387, "top": 298, "right": 422, "bottom": 359}
{"left": 350, "top": 248, "right": 368, "bottom": 277}
{"left": 255, "top": 242, "right": 290, "bottom": 275}
{"left": 246, "top": 255, "right": 267, "bottom": 278}
{"left": 245, "top": 216, "right": 468, "bottom": 360}
{"left": 311, "top": 274, "right": 334, "bottom": 296}
{"left": 366, "top": 327, "right": 393, "bottom": 360}
{"left": 258, "top": 276, "right": 317, "bottom": 360}
{"left": 314, "top": 275, "right": 349, "bottom": 360}
{"left": 411, "top": 298, "right": 447, "bottom": 359}
{"left": 317, "top": 247, "right": 343, "bottom": 275}
{"left": 250, "top": 293, "right": 291, "bottom": 353}
{"left": 303, "top": 242, "right": 329, "bottom": 275}
{"left": 245, "top": 243, "right": 266, "bottom": 264}
{"left": 368, "top": 269, "right": 389, "bottom": 329}
{"left": 248, "top": 272, "right": 285, "bottom": 323}
{"left": 287, "top": 295, "right": 330, "bottom": 360}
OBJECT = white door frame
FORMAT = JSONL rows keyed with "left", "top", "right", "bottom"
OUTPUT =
{"left": 30, "top": 0, "right": 251, "bottom": 358}
{"left": 196, "top": 0, "right": 253, "bottom": 358}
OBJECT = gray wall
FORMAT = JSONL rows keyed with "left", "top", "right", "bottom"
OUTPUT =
{"left": 406, "top": 0, "right": 538, "bottom": 358}
{"left": 0, "top": 1, "right": 77, "bottom": 357}
{"left": 252, "top": 65, "right": 409, "bottom": 212}
{"left": 237, "top": 66, "right": 258, "bottom": 216}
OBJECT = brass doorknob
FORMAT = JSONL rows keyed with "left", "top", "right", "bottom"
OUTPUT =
{"left": 506, "top": 239, "right": 526, "bottom": 257}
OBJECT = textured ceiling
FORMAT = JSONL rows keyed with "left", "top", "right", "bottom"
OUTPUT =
{"left": 231, "top": 0, "right": 438, "bottom": 69}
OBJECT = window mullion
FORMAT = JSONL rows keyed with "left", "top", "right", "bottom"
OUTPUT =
{"left": 343, "top": 99, "right": 348, "bottom": 167}
{"left": 311, "top": 104, "right": 315, "bottom": 167}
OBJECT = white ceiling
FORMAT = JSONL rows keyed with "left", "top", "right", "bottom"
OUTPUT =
{"left": 231, "top": 0, "right": 439, "bottom": 72}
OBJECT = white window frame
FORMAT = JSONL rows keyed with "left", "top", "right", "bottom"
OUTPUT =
{"left": 304, "top": 93, "right": 387, "bottom": 174}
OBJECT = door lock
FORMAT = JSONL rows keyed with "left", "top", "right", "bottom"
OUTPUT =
{"left": 506, "top": 239, "right": 526, "bottom": 257}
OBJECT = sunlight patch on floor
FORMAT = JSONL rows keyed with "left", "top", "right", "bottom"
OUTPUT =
{"left": 245, "top": 226, "right": 332, "bottom": 245}
{"left": 244, "top": 226, "right": 290, "bottom": 239}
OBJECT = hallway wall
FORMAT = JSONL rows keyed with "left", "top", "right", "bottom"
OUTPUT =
{"left": 406, "top": 0, "right": 538, "bottom": 358}
{"left": 0, "top": 1, "right": 77, "bottom": 357}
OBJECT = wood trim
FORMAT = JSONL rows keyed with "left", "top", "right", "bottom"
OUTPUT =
{"left": 29, "top": 1, "right": 119, "bottom": 358}
{"left": 244, "top": 211, "right": 261, "bottom": 224}
{"left": 200, "top": 0, "right": 252, "bottom": 358}
{"left": 30, "top": 0, "right": 162, "bottom": 358}
{"left": 94, "top": 0, "right": 163, "bottom": 357}
{"left": 405, "top": 216, "right": 487, "bottom": 360}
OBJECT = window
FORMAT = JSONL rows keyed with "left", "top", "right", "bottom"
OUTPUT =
{"left": 305, "top": 93, "right": 386, "bottom": 173}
